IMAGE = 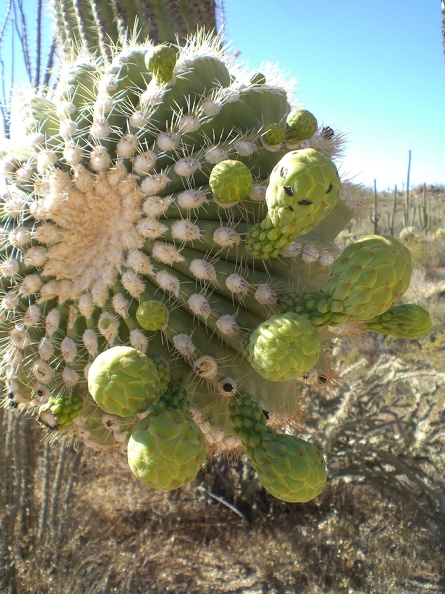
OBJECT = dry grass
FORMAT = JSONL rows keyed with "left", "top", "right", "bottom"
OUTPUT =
{"left": 4, "top": 450, "right": 444, "bottom": 594}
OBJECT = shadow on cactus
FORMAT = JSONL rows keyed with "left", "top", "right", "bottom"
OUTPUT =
{"left": 0, "top": 31, "right": 431, "bottom": 503}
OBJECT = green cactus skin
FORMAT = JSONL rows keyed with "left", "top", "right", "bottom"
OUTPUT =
{"left": 38, "top": 392, "right": 83, "bottom": 430}
{"left": 88, "top": 346, "right": 162, "bottom": 417}
{"left": 208, "top": 160, "right": 253, "bottom": 205}
{"left": 0, "top": 31, "right": 426, "bottom": 502}
{"left": 365, "top": 304, "right": 431, "bottom": 339}
{"left": 127, "top": 383, "right": 206, "bottom": 490}
{"left": 229, "top": 393, "right": 327, "bottom": 503}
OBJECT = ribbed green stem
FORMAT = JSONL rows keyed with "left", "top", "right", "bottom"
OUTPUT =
{"left": 140, "top": 257, "right": 267, "bottom": 332}
{"left": 50, "top": 0, "right": 219, "bottom": 56}
{"left": 72, "top": 0, "right": 98, "bottom": 51}
{"left": 161, "top": 192, "right": 267, "bottom": 222}
{"left": 164, "top": 304, "right": 242, "bottom": 360}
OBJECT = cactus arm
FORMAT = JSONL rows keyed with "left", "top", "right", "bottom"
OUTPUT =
{"left": 50, "top": 0, "right": 219, "bottom": 55}
{"left": 71, "top": 0, "right": 104, "bottom": 54}
{"left": 50, "top": 0, "right": 75, "bottom": 50}
{"left": 142, "top": 0, "right": 181, "bottom": 46}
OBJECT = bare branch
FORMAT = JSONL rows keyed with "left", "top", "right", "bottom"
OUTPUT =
{"left": 34, "top": 0, "right": 43, "bottom": 86}
{"left": 0, "top": 0, "right": 13, "bottom": 44}
{"left": 13, "top": 0, "right": 33, "bottom": 83}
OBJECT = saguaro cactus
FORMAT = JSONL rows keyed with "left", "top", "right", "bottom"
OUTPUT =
{"left": 50, "top": 0, "right": 220, "bottom": 57}
{"left": 0, "top": 31, "right": 430, "bottom": 502}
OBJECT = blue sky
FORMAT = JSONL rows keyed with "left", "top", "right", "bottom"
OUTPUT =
{"left": 222, "top": 0, "right": 445, "bottom": 190}
{"left": 1, "top": 1, "right": 443, "bottom": 191}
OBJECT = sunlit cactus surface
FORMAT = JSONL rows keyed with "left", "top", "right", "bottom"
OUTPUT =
{"left": 0, "top": 32, "right": 430, "bottom": 502}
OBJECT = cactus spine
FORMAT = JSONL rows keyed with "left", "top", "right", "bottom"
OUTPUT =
{"left": 0, "top": 30, "right": 430, "bottom": 503}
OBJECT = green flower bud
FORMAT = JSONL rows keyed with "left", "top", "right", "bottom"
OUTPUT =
{"left": 153, "top": 382, "right": 191, "bottom": 414}
{"left": 245, "top": 149, "right": 340, "bottom": 258}
{"left": 247, "top": 312, "right": 321, "bottom": 381}
{"left": 127, "top": 408, "right": 206, "bottom": 490}
{"left": 145, "top": 44, "right": 177, "bottom": 83}
{"left": 209, "top": 159, "right": 253, "bottom": 204}
{"left": 229, "top": 393, "right": 326, "bottom": 503}
{"left": 88, "top": 346, "right": 161, "bottom": 417}
{"left": 366, "top": 304, "right": 431, "bottom": 339}
{"left": 279, "top": 291, "right": 338, "bottom": 327}
{"left": 136, "top": 300, "right": 169, "bottom": 331}
{"left": 38, "top": 392, "right": 84, "bottom": 430}
{"left": 326, "top": 235, "right": 412, "bottom": 320}
{"left": 261, "top": 123, "right": 285, "bottom": 146}
{"left": 149, "top": 357, "right": 171, "bottom": 396}
{"left": 286, "top": 109, "right": 318, "bottom": 143}
{"left": 250, "top": 72, "right": 266, "bottom": 85}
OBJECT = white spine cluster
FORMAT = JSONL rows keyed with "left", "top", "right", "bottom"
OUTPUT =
{"left": 213, "top": 227, "right": 241, "bottom": 247}
{"left": 225, "top": 273, "right": 250, "bottom": 296}
{"left": 112, "top": 293, "right": 129, "bottom": 318}
{"left": 205, "top": 147, "right": 229, "bottom": 164}
{"left": 140, "top": 173, "right": 170, "bottom": 195}
{"left": 216, "top": 314, "right": 240, "bottom": 336}
{"left": 171, "top": 220, "right": 201, "bottom": 241}
{"left": 157, "top": 132, "right": 180, "bottom": 151}
{"left": 255, "top": 284, "right": 277, "bottom": 305}
{"left": 177, "top": 189, "right": 208, "bottom": 209}
{"left": 193, "top": 355, "right": 218, "bottom": 379}
{"left": 174, "top": 157, "right": 201, "bottom": 177}
{"left": 133, "top": 150, "right": 157, "bottom": 174}
{"left": 23, "top": 304, "right": 41, "bottom": 326}
{"left": 187, "top": 293, "right": 211, "bottom": 320}
{"left": 152, "top": 242, "right": 184, "bottom": 264}
{"left": 121, "top": 270, "right": 145, "bottom": 297}
{"left": 173, "top": 333, "right": 196, "bottom": 358}
{"left": 143, "top": 195, "right": 172, "bottom": 217}
{"left": 189, "top": 259, "right": 217, "bottom": 282}
{"left": 0, "top": 259, "right": 19, "bottom": 277}
{"left": 83, "top": 329, "right": 99, "bottom": 356}
{"left": 155, "top": 270, "right": 180, "bottom": 296}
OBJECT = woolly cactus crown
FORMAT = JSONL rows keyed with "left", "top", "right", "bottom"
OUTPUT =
{"left": 0, "top": 31, "right": 430, "bottom": 502}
